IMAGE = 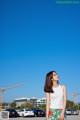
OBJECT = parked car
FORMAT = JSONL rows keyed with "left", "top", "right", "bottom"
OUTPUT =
{"left": 71, "top": 110, "right": 79, "bottom": 115}
{"left": 65, "top": 109, "right": 72, "bottom": 115}
{"left": 4, "top": 109, "right": 19, "bottom": 117}
{"left": 18, "top": 109, "right": 34, "bottom": 117}
{"left": 31, "top": 108, "right": 46, "bottom": 117}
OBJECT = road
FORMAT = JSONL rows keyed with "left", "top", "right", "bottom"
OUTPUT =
{"left": 9, "top": 115, "right": 80, "bottom": 120}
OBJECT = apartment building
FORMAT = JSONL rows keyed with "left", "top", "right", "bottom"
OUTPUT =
{"left": 14, "top": 97, "right": 46, "bottom": 107}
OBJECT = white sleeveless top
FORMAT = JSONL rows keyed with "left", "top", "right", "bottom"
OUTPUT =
{"left": 50, "top": 85, "right": 64, "bottom": 109}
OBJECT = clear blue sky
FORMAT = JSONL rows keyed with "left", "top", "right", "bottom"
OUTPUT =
{"left": 0, "top": 0, "right": 80, "bottom": 103}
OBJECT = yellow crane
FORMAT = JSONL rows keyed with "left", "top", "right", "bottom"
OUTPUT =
{"left": 67, "top": 93, "right": 79, "bottom": 105}
{"left": 0, "top": 83, "right": 24, "bottom": 111}
{"left": 73, "top": 93, "right": 79, "bottom": 105}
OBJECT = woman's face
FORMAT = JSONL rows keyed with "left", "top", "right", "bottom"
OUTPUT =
{"left": 52, "top": 72, "right": 59, "bottom": 81}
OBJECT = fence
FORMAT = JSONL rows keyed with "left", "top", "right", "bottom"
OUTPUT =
{"left": 0, "top": 111, "right": 9, "bottom": 120}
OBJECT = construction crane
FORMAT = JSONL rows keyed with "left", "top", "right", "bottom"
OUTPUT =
{"left": 73, "top": 93, "right": 79, "bottom": 105}
{"left": 67, "top": 93, "right": 79, "bottom": 105}
{"left": 0, "top": 83, "right": 24, "bottom": 111}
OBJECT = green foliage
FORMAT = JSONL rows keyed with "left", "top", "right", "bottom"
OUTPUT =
{"left": 72, "top": 105, "right": 79, "bottom": 110}
{"left": 20, "top": 102, "right": 34, "bottom": 109}
{"left": 79, "top": 105, "right": 80, "bottom": 110}
{"left": 66, "top": 100, "right": 80, "bottom": 110}
{"left": 38, "top": 104, "right": 46, "bottom": 110}
{"left": 10, "top": 102, "right": 16, "bottom": 109}
{"left": 66, "top": 100, "right": 74, "bottom": 109}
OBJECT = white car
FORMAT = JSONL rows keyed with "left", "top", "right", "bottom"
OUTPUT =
{"left": 18, "top": 109, "right": 34, "bottom": 117}
{"left": 71, "top": 110, "right": 79, "bottom": 115}
{"left": 66, "top": 109, "right": 72, "bottom": 115}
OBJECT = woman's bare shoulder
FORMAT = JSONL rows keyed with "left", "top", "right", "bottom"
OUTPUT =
{"left": 60, "top": 84, "right": 66, "bottom": 90}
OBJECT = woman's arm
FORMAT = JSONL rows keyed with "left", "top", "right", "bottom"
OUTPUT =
{"left": 46, "top": 92, "right": 50, "bottom": 120}
{"left": 60, "top": 85, "right": 67, "bottom": 120}
{"left": 62, "top": 85, "right": 67, "bottom": 113}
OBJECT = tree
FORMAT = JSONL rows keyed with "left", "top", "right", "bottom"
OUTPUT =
{"left": 66, "top": 100, "right": 74, "bottom": 109}
{"left": 66, "top": 100, "right": 79, "bottom": 110}
{"left": 20, "top": 102, "right": 34, "bottom": 109}
{"left": 73, "top": 105, "right": 79, "bottom": 110}
{"left": 38, "top": 104, "right": 46, "bottom": 110}
{"left": 10, "top": 102, "right": 16, "bottom": 109}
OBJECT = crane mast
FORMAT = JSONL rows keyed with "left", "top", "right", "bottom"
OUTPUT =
{"left": 0, "top": 83, "right": 24, "bottom": 111}
{"left": 67, "top": 93, "right": 79, "bottom": 105}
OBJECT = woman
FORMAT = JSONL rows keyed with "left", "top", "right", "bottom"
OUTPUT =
{"left": 44, "top": 71, "right": 67, "bottom": 120}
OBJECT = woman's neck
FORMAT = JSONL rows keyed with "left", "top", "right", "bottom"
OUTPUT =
{"left": 52, "top": 81, "right": 59, "bottom": 87}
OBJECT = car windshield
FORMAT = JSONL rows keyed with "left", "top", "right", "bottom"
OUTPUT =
{"left": 25, "top": 109, "right": 31, "bottom": 111}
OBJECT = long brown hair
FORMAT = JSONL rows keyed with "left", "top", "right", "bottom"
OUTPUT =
{"left": 44, "top": 71, "right": 56, "bottom": 93}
